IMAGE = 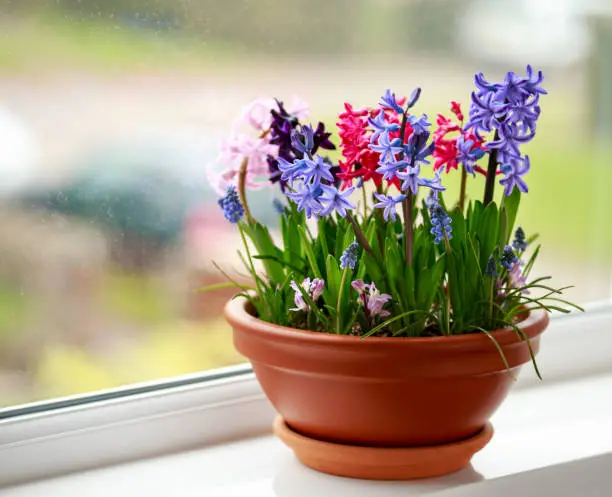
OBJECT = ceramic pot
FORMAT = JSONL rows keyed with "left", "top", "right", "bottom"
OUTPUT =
{"left": 225, "top": 296, "right": 548, "bottom": 475}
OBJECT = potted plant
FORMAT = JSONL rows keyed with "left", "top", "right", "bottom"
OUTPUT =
{"left": 205, "top": 67, "right": 582, "bottom": 480}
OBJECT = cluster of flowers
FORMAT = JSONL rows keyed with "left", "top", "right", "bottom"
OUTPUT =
{"left": 214, "top": 66, "right": 545, "bottom": 318}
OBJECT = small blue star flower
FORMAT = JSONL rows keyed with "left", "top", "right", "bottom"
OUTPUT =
{"left": 373, "top": 192, "right": 406, "bottom": 221}
{"left": 301, "top": 155, "right": 335, "bottom": 186}
{"left": 339, "top": 241, "right": 360, "bottom": 270}
{"left": 379, "top": 89, "right": 405, "bottom": 114}
{"left": 376, "top": 159, "right": 410, "bottom": 181}
{"left": 369, "top": 131, "right": 404, "bottom": 163}
{"left": 277, "top": 157, "right": 309, "bottom": 182}
{"left": 286, "top": 182, "right": 324, "bottom": 219}
{"left": 397, "top": 164, "right": 422, "bottom": 195}
{"left": 499, "top": 155, "right": 530, "bottom": 196}
{"left": 319, "top": 185, "right": 356, "bottom": 217}
{"left": 456, "top": 135, "right": 486, "bottom": 175}
{"left": 368, "top": 112, "right": 400, "bottom": 142}
{"left": 407, "top": 113, "right": 431, "bottom": 135}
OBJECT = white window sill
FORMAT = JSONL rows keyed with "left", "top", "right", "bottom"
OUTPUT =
{"left": 1, "top": 303, "right": 611, "bottom": 496}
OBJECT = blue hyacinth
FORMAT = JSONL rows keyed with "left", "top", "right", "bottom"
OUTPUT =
{"left": 218, "top": 186, "right": 245, "bottom": 224}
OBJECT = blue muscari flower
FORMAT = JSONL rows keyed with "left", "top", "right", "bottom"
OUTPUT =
{"left": 286, "top": 182, "right": 324, "bottom": 219}
{"left": 485, "top": 255, "right": 498, "bottom": 278}
{"left": 319, "top": 184, "right": 356, "bottom": 218}
{"left": 368, "top": 112, "right": 400, "bottom": 142}
{"left": 369, "top": 131, "right": 404, "bottom": 163}
{"left": 339, "top": 241, "right": 360, "bottom": 270}
{"left": 512, "top": 227, "right": 527, "bottom": 252}
{"left": 291, "top": 124, "right": 315, "bottom": 156}
{"left": 499, "top": 155, "right": 530, "bottom": 196}
{"left": 217, "top": 186, "right": 245, "bottom": 224}
{"left": 301, "top": 155, "right": 335, "bottom": 185}
{"left": 500, "top": 245, "right": 518, "bottom": 270}
{"left": 429, "top": 200, "right": 452, "bottom": 244}
{"left": 272, "top": 198, "right": 285, "bottom": 215}
{"left": 456, "top": 135, "right": 486, "bottom": 175}
{"left": 379, "top": 89, "right": 405, "bottom": 114}
{"left": 373, "top": 192, "right": 406, "bottom": 221}
{"left": 407, "top": 113, "right": 431, "bottom": 135}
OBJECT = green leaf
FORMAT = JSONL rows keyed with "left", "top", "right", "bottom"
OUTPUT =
{"left": 502, "top": 188, "right": 521, "bottom": 243}
{"left": 243, "top": 221, "right": 286, "bottom": 285}
{"left": 195, "top": 281, "right": 254, "bottom": 293}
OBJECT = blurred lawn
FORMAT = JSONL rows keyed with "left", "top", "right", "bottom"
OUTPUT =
{"left": 0, "top": 14, "right": 244, "bottom": 72}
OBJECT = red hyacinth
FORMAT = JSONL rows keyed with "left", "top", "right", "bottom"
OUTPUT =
{"left": 433, "top": 101, "right": 488, "bottom": 176}
{"left": 336, "top": 101, "right": 408, "bottom": 190}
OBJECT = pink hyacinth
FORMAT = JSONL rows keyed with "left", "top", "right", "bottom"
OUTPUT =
{"left": 351, "top": 280, "right": 392, "bottom": 319}
{"left": 508, "top": 261, "right": 529, "bottom": 294}
{"left": 290, "top": 277, "right": 325, "bottom": 312}
{"left": 208, "top": 97, "right": 310, "bottom": 195}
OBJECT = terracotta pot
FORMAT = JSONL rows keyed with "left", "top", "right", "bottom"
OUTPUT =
{"left": 226, "top": 297, "right": 549, "bottom": 448}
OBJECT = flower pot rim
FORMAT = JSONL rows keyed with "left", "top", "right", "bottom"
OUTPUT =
{"left": 225, "top": 294, "right": 549, "bottom": 348}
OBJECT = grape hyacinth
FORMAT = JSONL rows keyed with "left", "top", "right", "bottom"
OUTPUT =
{"left": 513, "top": 227, "right": 527, "bottom": 252}
{"left": 429, "top": 201, "right": 453, "bottom": 244}
{"left": 485, "top": 255, "right": 498, "bottom": 278}
{"left": 339, "top": 242, "right": 360, "bottom": 270}
{"left": 500, "top": 246, "right": 519, "bottom": 270}
{"left": 217, "top": 186, "right": 245, "bottom": 224}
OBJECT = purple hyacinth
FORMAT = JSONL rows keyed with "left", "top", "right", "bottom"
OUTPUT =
{"left": 373, "top": 192, "right": 406, "bottom": 221}
{"left": 339, "top": 241, "right": 360, "bottom": 270}
{"left": 217, "top": 186, "right": 245, "bottom": 224}
{"left": 291, "top": 124, "right": 315, "bottom": 156}
{"left": 499, "top": 155, "right": 530, "bottom": 196}
{"left": 466, "top": 66, "right": 545, "bottom": 174}
{"left": 456, "top": 134, "right": 486, "bottom": 175}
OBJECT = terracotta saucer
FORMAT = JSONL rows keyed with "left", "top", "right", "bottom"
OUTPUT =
{"left": 273, "top": 416, "right": 493, "bottom": 480}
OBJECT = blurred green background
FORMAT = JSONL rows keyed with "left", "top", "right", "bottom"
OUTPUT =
{"left": 0, "top": 0, "right": 610, "bottom": 407}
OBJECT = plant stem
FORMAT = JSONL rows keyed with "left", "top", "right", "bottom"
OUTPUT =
{"left": 459, "top": 166, "right": 468, "bottom": 211}
{"left": 483, "top": 129, "right": 500, "bottom": 206}
{"left": 489, "top": 278, "right": 495, "bottom": 327}
{"left": 336, "top": 267, "right": 349, "bottom": 334}
{"left": 402, "top": 194, "right": 413, "bottom": 266}
{"left": 346, "top": 213, "right": 385, "bottom": 274}
{"left": 361, "top": 184, "right": 368, "bottom": 221}
{"left": 238, "top": 157, "right": 254, "bottom": 223}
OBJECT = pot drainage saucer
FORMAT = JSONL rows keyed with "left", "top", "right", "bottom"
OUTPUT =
{"left": 273, "top": 416, "right": 493, "bottom": 480}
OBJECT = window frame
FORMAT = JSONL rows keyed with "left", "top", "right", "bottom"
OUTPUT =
{"left": 0, "top": 300, "right": 610, "bottom": 488}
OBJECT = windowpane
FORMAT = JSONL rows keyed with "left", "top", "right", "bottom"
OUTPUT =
{"left": 0, "top": 0, "right": 610, "bottom": 408}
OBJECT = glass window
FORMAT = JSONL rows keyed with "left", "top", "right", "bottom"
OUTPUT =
{"left": 0, "top": 0, "right": 610, "bottom": 409}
